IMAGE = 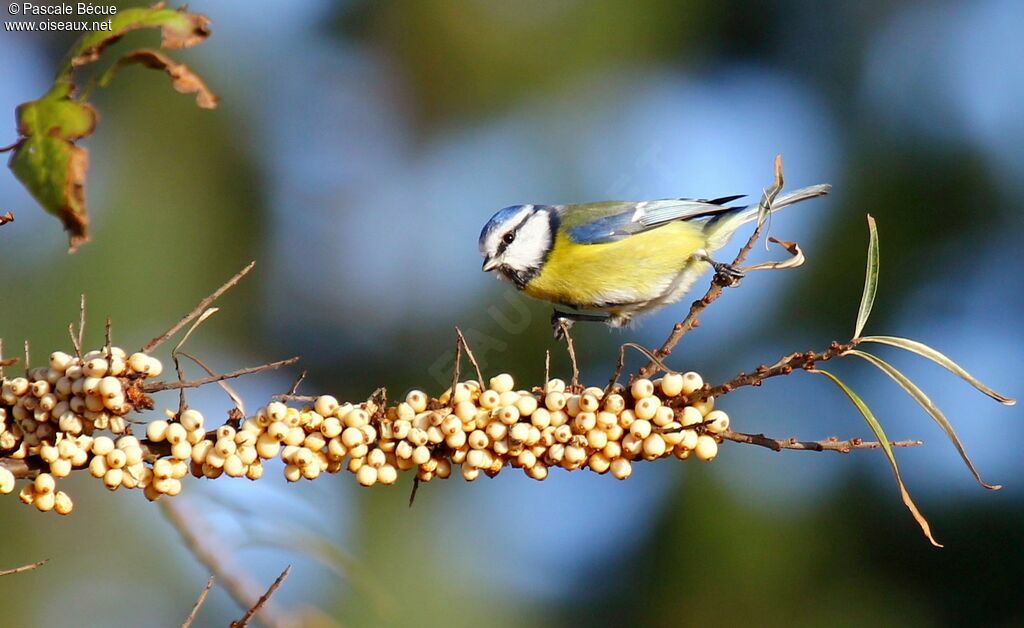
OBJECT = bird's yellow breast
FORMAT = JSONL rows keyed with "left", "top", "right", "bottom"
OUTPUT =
{"left": 524, "top": 222, "right": 707, "bottom": 309}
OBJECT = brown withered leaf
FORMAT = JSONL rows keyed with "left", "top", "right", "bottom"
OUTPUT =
{"left": 101, "top": 50, "right": 218, "bottom": 109}
{"left": 68, "top": 3, "right": 211, "bottom": 69}
{"left": 741, "top": 237, "right": 805, "bottom": 272}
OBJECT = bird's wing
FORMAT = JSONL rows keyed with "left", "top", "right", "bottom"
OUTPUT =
{"left": 564, "top": 196, "right": 745, "bottom": 245}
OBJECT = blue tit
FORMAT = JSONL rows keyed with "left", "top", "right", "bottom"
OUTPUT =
{"left": 479, "top": 184, "right": 830, "bottom": 330}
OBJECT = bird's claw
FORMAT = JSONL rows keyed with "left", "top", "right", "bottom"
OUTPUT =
{"left": 712, "top": 261, "right": 744, "bottom": 287}
{"left": 551, "top": 311, "right": 574, "bottom": 340}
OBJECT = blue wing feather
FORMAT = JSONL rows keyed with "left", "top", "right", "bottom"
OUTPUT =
{"left": 567, "top": 196, "right": 745, "bottom": 245}
{"left": 568, "top": 212, "right": 638, "bottom": 244}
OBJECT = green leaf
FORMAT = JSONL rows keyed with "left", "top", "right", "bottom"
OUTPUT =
{"left": 854, "top": 214, "right": 879, "bottom": 338}
{"left": 813, "top": 368, "right": 941, "bottom": 547}
{"left": 859, "top": 336, "right": 1015, "bottom": 406}
{"left": 846, "top": 349, "right": 999, "bottom": 490}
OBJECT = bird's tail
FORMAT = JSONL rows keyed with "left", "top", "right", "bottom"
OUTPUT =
{"left": 702, "top": 184, "right": 831, "bottom": 252}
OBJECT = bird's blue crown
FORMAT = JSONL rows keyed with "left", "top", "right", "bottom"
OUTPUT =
{"left": 479, "top": 205, "right": 532, "bottom": 249}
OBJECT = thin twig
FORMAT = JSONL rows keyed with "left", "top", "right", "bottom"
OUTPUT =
{"left": 272, "top": 393, "right": 317, "bottom": 402}
{"left": 454, "top": 327, "right": 483, "bottom": 384}
{"left": 78, "top": 294, "right": 86, "bottom": 355}
{"left": 230, "top": 566, "right": 291, "bottom": 628}
{"left": 544, "top": 350, "right": 550, "bottom": 388}
{"left": 181, "top": 575, "right": 216, "bottom": 628}
{"left": 142, "top": 357, "right": 300, "bottom": 393}
{"left": 0, "top": 559, "right": 48, "bottom": 577}
{"left": 286, "top": 370, "right": 307, "bottom": 396}
{"left": 721, "top": 429, "right": 922, "bottom": 453}
{"left": 605, "top": 343, "right": 676, "bottom": 401}
{"left": 171, "top": 307, "right": 221, "bottom": 414}
{"left": 558, "top": 321, "right": 580, "bottom": 390}
{"left": 160, "top": 500, "right": 290, "bottom": 628}
{"left": 179, "top": 351, "right": 246, "bottom": 415}
{"left": 602, "top": 344, "right": 627, "bottom": 401}
{"left": 68, "top": 324, "right": 81, "bottom": 358}
{"left": 409, "top": 476, "right": 421, "bottom": 508}
{"left": 142, "top": 261, "right": 256, "bottom": 353}
{"left": 174, "top": 352, "right": 187, "bottom": 415}
{"left": 104, "top": 316, "right": 112, "bottom": 358}
{"left": 0, "top": 339, "right": 11, "bottom": 376}
{"left": 638, "top": 155, "right": 785, "bottom": 378}
{"left": 23, "top": 340, "right": 30, "bottom": 371}
{"left": 449, "top": 331, "right": 463, "bottom": 407}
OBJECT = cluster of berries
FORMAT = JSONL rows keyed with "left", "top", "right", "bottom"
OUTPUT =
{"left": 243, "top": 371, "right": 728, "bottom": 487}
{"left": 1, "top": 346, "right": 731, "bottom": 513}
{"left": 0, "top": 347, "right": 163, "bottom": 512}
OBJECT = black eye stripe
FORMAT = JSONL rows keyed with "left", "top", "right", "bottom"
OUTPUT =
{"left": 496, "top": 212, "right": 532, "bottom": 254}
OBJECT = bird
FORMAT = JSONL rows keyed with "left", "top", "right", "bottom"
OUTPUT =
{"left": 479, "top": 184, "right": 831, "bottom": 334}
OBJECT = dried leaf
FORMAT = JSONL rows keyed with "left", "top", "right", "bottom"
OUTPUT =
{"left": 756, "top": 154, "right": 785, "bottom": 228}
{"left": 859, "top": 336, "right": 1015, "bottom": 406}
{"left": 854, "top": 214, "right": 879, "bottom": 338}
{"left": 65, "top": 3, "right": 211, "bottom": 70}
{"left": 98, "top": 50, "right": 218, "bottom": 109}
{"left": 846, "top": 349, "right": 999, "bottom": 490}
{"left": 813, "top": 368, "right": 941, "bottom": 547}
{"left": 742, "top": 237, "right": 804, "bottom": 272}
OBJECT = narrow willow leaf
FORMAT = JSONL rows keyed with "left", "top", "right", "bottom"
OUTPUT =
{"left": 854, "top": 215, "right": 879, "bottom": 338}
{"left": 813, "top": 368, "right": 941, "bottom": 547}
{"left": 846, "top": 349, "right": 1000, "bottom": 490}
{"left": 859, "top": 336, "right": 1015, "bottom": 406}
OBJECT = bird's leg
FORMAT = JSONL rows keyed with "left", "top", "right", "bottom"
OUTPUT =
{"left": 695, "top": 249, "right": 744, "bottom": 287}
{"left": 551, "top": 309, "right": 608, "bottom": 339}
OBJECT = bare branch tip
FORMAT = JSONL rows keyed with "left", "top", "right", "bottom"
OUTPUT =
{"left": 0, "top": 559, "right": 49, "bottom": 577}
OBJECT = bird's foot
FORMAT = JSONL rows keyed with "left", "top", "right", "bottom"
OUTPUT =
{"left": 712, "top": 261, "right": 745, "bottom": 287}
{"left": 551, "top": 310, "right": 607, "bottom": 339}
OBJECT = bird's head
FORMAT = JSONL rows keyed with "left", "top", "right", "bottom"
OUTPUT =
{"left": 478, "top": 204, "right": 557, "bottom": 286}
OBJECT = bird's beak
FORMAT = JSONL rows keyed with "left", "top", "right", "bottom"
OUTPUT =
{"left": 482, "top": 256, "right": 500, "bottom": 272}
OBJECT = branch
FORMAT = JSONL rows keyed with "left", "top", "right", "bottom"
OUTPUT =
{"left": 557, "top": 321, "right": 581, "bottom": 389}
{"left": 720, "top": 429, "right": 922, "bottom": 453}
{"left": 678, "top": 340, "right": 857, "bottom": 406}
{"left": 181, "top": 575, "right": 216, "bottom": 628}
{"left": 141, "top": 357, "right": 300, "bottom": 393}
{"left": 454, "top": 327, "right": 483, "bottom": 385}
{"left": 142, "top": 261, "right": 255, "bottom": 353}
{"left": 0, "top": 559, "right": 48, "bottom": 577}
{"left": 230, "top": 566, "right": 291, "bottom": 628}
